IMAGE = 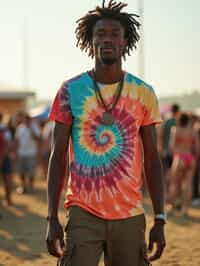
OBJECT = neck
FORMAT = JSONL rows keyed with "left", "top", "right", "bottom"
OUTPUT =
{"left": 93, "top": 61, "right": 123, "bottom": 84}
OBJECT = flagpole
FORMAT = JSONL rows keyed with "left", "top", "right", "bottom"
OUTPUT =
{"left": 138, "top": 0, "right": 145, "bottom": 80}
{"left": 22, "top": 18, "right": 29, "bottom": 90}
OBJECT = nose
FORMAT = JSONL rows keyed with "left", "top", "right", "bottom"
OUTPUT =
{"left": 102, "top": 36, "right": 113, "bottom": 47}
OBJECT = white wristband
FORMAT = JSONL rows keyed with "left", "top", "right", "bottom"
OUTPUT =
{"left": 155, "top": 213, "right": 167, "bottom": 221}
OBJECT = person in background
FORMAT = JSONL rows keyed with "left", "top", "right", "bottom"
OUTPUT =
{"left": 0, "top": 113, "right": 4, "bottom": 173}
{"left": 168, "top": 112, "right": 196, "bottom": 217}
{"left": 0, "top": 113, "right": 13, "bottom": 206}
{"left": 192, "top": 125, "right": 200, "bottom": 206}
{"left": 158, "top": 103, "right": 180, "bottom": 197}
{"left": 39, "top": 120, "right": 53, "bottom": 179}
{"left": 15, "top": 113, "right": 40, "bottom": 193}
{"left": 1, "top": 118, "right": 14, "bottom": 206}
{"left": 46, "top": 1, "right": 166, "bottom": 265}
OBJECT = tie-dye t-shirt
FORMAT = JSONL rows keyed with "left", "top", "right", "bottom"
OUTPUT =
{"left": 49, "top": 71, "right": 162, "bottom": 220}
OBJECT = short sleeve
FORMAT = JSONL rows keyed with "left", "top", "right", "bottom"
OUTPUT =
{"left": 49, "top": 81, "right": 73, "bottom": 125}
{"left": 141, "top": 86, "right": 162, "bottom": 126}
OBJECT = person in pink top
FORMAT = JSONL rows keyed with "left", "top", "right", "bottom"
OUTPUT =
{"left": 46, "top": 1, "right": 166, "bottom": 265}
{"left": 168, "top": 112, "right": 196, "bottom": 216}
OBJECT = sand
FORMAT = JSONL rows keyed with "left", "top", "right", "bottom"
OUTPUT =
{"left": 0, "top": 178, "right": 200, "bottom": 266}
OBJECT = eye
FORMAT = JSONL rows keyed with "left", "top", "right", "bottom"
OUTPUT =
{"left": 112, "top": 33, "right": 120, "bottom": 38}
{"left": 94, "top": 30, "right": 104, "bottom": 37}
{"left": 97, "top": 33, "right": 104, "bottom": 37}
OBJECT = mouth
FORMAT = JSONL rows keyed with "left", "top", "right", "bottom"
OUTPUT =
{"left": 101, "top": 47, "right": 115, "bottom": 53}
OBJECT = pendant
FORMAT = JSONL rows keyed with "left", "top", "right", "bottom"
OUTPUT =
{"left": 102, "top": 112, "right": 114, "bottom": 125}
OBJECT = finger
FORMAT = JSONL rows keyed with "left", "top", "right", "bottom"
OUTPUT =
{"left": 148, "top": 239, "right": 153, "bottom": 252}
{"left": 56, "top": 238, "right": 65, "bottom": 255}
{"left": 46, "top": 239, "right": 63, "bottom": 258}
{"left": 149, "top": 243, "right": 165, "bottom": 261}
{"left": 60, "top": 238, "right": 65, "bottom": 248}
{"left": 46, "top": 239, "right": 60, "bottom": 257}
{"left": 57, "top": 231, "right": 65, "bottom": 250}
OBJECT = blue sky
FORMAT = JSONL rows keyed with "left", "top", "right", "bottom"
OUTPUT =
{"left": 0, "top": 0, "right": 199, "bottom": 100}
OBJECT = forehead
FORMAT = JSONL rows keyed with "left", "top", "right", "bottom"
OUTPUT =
{"left": 93, "top": 18, "right": 124, "bottom": 32}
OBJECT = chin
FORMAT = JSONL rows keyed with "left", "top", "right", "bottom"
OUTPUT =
{"left": 101, "top": 57, "right": 118, "bottom": 65}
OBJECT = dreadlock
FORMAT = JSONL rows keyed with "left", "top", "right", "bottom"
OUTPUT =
{"left": 75, "top": 0, "right": 140, "bottom": 59}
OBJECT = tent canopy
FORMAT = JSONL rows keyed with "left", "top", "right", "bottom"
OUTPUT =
{"left": 28, "top": 104, "right": 50, "bottom": 120}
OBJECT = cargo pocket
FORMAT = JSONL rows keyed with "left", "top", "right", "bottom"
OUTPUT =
{"left": 57, "top": 243, "right": 75, "bottom": 266}
{"left": 140, "top": 242, "right": 151, "bottom": 266}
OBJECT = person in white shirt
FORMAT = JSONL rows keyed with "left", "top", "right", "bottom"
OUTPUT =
{"left": 15, "top": 113, "right": 40, "bottom": 193}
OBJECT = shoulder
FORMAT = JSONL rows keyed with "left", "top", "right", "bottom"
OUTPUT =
{"left": 62, "top": 72, "right": 89, "bottom": 92}
{"left": 164, "top": 118, "right": 175, "bottom": 127}
{"left": 15, "top": 125, "right": 23, "bottom": 137}
{"left": 125, "top": 72, "right": 156, "bottom": 93}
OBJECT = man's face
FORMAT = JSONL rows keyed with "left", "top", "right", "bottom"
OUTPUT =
{"left": 92, "top": 19, "right": 127, "bottom": 65}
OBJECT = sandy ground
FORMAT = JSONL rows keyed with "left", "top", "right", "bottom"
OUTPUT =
{"left": 0, "top": 177, "right": 200, "bottom": 266}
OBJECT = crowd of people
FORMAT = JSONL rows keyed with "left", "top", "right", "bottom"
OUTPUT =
{"left": 0, "top": 105, "right": 199, "bottom": 266}
{"left": 0, "top": 103, "right": 200, "bottom": 217}
{"left": 0, "top": 1, "right": 199, "bottom": 265}
{"left": 157, "top": 104, "right": 200, "bottom": 217}
{"left": 0, "top": 111, "right": 52, "bottom": 208}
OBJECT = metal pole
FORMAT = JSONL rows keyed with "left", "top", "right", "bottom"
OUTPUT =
{"left": 138, "top": 0, "right": 145, "bottom": 79}
{"left": 22, "top": 18, "right": 29, "bottom": 90}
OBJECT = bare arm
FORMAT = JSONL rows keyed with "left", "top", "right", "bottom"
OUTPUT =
{"left": 46, "top": 121, "right": 71, "bottom": 258}
{"left": 140, "top": 124, "right": 164, "bottom": 214}
{"left": 140, "top": 124, "right": 166, "bottom": 261}
{"left": 47, "top": 121, "right": 71, "bottom": 219}
{"left": 156, "top": 124, "right": 164, "bottom": 155}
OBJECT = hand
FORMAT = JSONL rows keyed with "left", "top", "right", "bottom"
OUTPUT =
{"left": 148, "top": 221, "right": 166, "bottom": 261}
{"left": 46, "top": 218, "right": 65, "bottom": 257}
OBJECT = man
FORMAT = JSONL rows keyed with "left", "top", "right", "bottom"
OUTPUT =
{"left": 157, "top": 103, "right": 180, "bottom": 200}
{"left": 168, "top": 112, "right": 196, "bottom": 217}
{"left": 15, "top": 113, "right": 40, "bottom": 193}
{"left": 0, "top": 113, "right": 13, "bottom": 206}
{"left": 160, "top": 103, "right": 180, "bottom": 171}
{"left": 46, "top": 1, "right": 166, "bottom": 265}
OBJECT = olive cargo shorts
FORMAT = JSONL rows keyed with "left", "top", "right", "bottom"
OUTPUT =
{"left": 57, "top": 206, "right": 150, "bottom": 266}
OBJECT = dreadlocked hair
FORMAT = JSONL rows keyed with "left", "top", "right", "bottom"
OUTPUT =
{"left": 75, "top": 0, "right": 140, "bottom": 59}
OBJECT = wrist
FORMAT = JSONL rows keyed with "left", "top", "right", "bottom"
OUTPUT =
{"left": 154, "top": 213, "right": 167, "bottom": 225}
{"left": 154, "top": 218, "right": 166, "bottom": 226}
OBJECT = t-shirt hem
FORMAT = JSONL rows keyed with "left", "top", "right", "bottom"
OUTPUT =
{"left": 64, "top": 202, "right": 145, "bottom": 220}
{"left": 142, "top": 119, "right": 162, "bottom": 126}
